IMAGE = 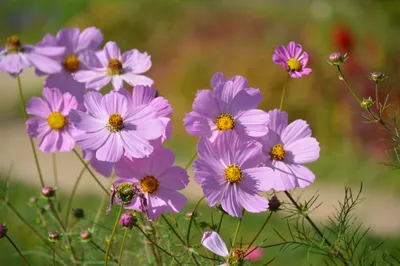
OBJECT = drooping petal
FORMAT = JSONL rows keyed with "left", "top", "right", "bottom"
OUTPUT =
{"left": 201, "top": 232, "right": 229, "bottom": 258}
{"left": 0, "top": 53, "right": 30, "bottom": 74}
{"left": 285, "top": 137, "right": 320, "bottom": 164}
{"left": 26, "top": 97, "right": 51, "bottom": 118}
{"left": 281, "top": 119, "right": 312, "bottom": 145}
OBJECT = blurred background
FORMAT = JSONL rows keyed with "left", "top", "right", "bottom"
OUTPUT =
{"left": 1, "top": 0, "right": 400, "bottom": 265}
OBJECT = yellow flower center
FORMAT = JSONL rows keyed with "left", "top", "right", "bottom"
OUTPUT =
{"left": 6, "top": 35, "right": 21, "bottom": 53}
{"left": 63, "top": 55, "right": 80, "bottom": 72}
{"left": 270, "top": 144, "right": 285, "bottom": 161}
{"left": 140, "top": 176, "right": 159, "bottom": 194}
{"left": 216, "top": 113, "right": 235, "bottom": 131}
{"left": 107, "top": 58, "right": 123, "bottom": 75}
{"left": 287, "top": 57, "right": 301, "bottom": 71}
{"left": 224, "top": 164, "right": 242, "bottom": 184}
{"left": 108, "top": 113, "right": 124, "bottom": 132}
{"left": 47, "top": 112, "right": 67, "bottom": 130}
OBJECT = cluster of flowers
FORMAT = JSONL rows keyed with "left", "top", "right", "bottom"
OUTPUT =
{"left": 0, "top": 28, "right": 319, "bottom": 225}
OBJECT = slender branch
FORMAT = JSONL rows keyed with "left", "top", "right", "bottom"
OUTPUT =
{"left": 186, "top": 196, "right": 205, "bottom": 244}
{"left": 5, "top": 235, "right": 31, "bottom": 266}
{"left": 231, "top": 210, "right": 244, "bottom": 248}
{"left": 105, "top": 204, "right": 124, "bottom": 266}
{"left": 185, "top": 152, "right": 197, "bottom": 170}
{"left": 336, "top": 66, "right": 362, "bottom": 104}
{"left": 65, "top": 164, "right": 87, "bottom": 228}
{"left": 90, "top": 240, "right": 119, "bottom": 264}
{"left": 213, "top": 212, "right": 225, "bottom": 265}
{"left": 245, "top": 212, "right": 273, "bottom": 254}
{"left": 118, "top": 228, "right": 129, "bottom": 266}
{"left": 91, "top": 179, "right": 112, "bottom": 231}
{"left": 375, "top": 83, "right": 379, "bottom": 113}
{"left": 52, "top": 243, "right": 55, "bottom": 266}
{"left": 52, "top": 153, "right": 61, "bottom": 212}
{"left": 279, "top": 73, "right": 290, "bottom": 110}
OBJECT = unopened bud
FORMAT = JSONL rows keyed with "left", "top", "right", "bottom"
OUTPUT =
{"left": 48, "top": 231, "right": 60, "bottom": 242}
{"left": 0, "top": 223, "right": 7, "bottom": 239}
{"left": 360, "top": 97, "right": 373, "bottom": 109}
{"left": 370, "top": 72, "right": 387, "bottom": 84}
{"left": 80, "top": 229, "right": 91, "bottom": 242}
{"left": 41, "top": 186, "right": 55, "bottom": 198}
{"left": 73, "top": 208, "right": 85, "bottom": 219}
{"left": 119, "top": 212, "right": 137, "bottom": 229}
{"left": 268, "top": 196, "right": 281, "bottom": 212}
{"left": 327, "top": 52, "right": 348, "bottom": 66}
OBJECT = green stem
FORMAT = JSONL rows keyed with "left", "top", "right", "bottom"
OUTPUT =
{"left": 375, "top": 83, "right": 379, "bottom": 114}
{"left": 184, "top": 151, "right": 197, "bottom": 170}
{"left": 186, "top": 196, "right": 205, "bottom": 244}
{"left": 118, "top": 228, "right": 129, "bottom": 266}
{"left": 279, "top": 74, "right": 290, "bottom": 110}
{"left": 52, "top": 153, "right": 61, "bottom": 212}
{"left": 105, "top": 204, "right": 124, "bottom": 266}
{"left": 136, "top": 225, "right": 183, "bottom": 266}
{"left": 65, "top": 164, "right": 87, "bottom": 228}
{"left": 161, "top": 214, "right": 186, "bottom": 245}
{"left": 336, "top": 66, "right": 362, "bottom": 104}
{"left": 53, "top": 243, "right": 55, "bottom": 266}
{"left": 90, "top": 240, "right": 119, "bottom": 264}
{"left": 17, "top": 75, "right": 45, "bottom": 187}
{"left": 91, "top": 179, "right": 112, "bottom": 231}
{"left": 5, "top": 235, "right": 31, "bottom": 266}
{"left": 245, "top": 212, "right": 273, "bottom": 254}
{"left": 213, "top": 212, "right": 225, "bottom": 264}
{"left": 72, "top": 149, "right": 109, "bottom": 196}
{"left": 231, "top": 210, "right": 244, "bottom": 248}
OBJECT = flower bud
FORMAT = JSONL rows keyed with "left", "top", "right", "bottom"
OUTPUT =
{"left": 73, "top": 208, "right": 85, "bottom": 219}
{"left": 0, "top": 223, "right": 7, "bottom": 239}
{"left": 327, "top": 52, "right": 348, "bottom": 66}
{"left": 119, "top": 212, "right": 137, "bottom": 229}
{"left": 41, "top": 186, "right": 55, "bottom": 198}
{"left": 268, "top": 196, "right": 281, "bottom": 212}
{"left": 48, "top": 231, "right": 60, "bottom": 242}
{"left": 28, "top": 196, "right": 38, "bottom": 206}
{"left": 360, "top": 97, "right": 373, "bottom": 109}
{"left": 370, "top": 72, "right": 387, "bottom": 84}
{"left": 80, "top": 229, "right": 91, "bottom": 242}
{"left": 227, "top": 248, "right": 245, "bottom": 266}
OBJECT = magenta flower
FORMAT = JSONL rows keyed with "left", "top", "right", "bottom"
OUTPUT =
{"left": 272, "top": 41, "right": 312, "bottom": 78}
{"left": 83, "top": 86, "right": 172, "bottom": 177}
{"left": 193, "top": 130, "right": 275, "bottom": 217}
{"left": 0, "top": 35, "right": 65, "bottom": 75}
{"left": 69, "top": 90, "right": 164, "bottom": 163}
{"left": 73, "top": 41, "right": 153, "bottom": 91}
{"left": 184, "top": 72, "right": 269, "bottom": 142}
{"left": 26, "top": 87, "right": 79, "bottom": 153}
{"left": 113, "top": 147, "right": 189, "bottom": 220}
{"left": 259, "top": 109, "right": 320, "bottom": 191}
{"left": 36, "top": 27, "right": 103, "bottom": 103}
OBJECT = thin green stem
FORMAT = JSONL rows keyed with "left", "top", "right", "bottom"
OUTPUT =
{"left": 65, "top": 164, "right": 87, "bottom": 228}
{"left": 136, "top": 225, "right": 183, "bottom": 266}
{"left": 231, "top": 211, "right": 244, "bottom": 248}
{"left": 53, "top": 243, "right": 55, "bottom": 266}
{"left": 147, "top": 220, "right": 162, "bottom": 265}
{"left": 90, "top": 240, "right": 119, "bottom": 264}
{"left": 279, "top": 74, "right": 290, "bottom": 110}
{"left": 161, "top": 214, "right": 186, "bottom": 245}
{"left": 375, "top": 83, "right": 379, "bottom": 114}
{"left": 186, "top": 196, "right": 205, "bottom": 244}
{"left": 91, "top": 179, "right": 112, "bottom": 231}
{"left": 118, "top": 228, "right": 129, "bottom": 266}
{"left": 17, "top": 75, "right": 45, "bottom": 187}
{"left": 336, "top": 66, "right": 362, "bottom": 104}
{"left": 216, "top": 212, "right": 224, "bottom": 234}
{"left": 245, "top": 212, "right": 273, "bottom": 254}
{"left": 5, "top": 235, "right": 31, "bottom": 266}
{"left": 72, "top": 149, "right": 109, "bottom": 195}
{"left": 105, "top": 204, "right": 124, "bottom": 266}
{"left": 185, "top": 151, "right": 197, "bottom": 170}
{"left": 52, "top": 153, "right": 61, "bottom": 212}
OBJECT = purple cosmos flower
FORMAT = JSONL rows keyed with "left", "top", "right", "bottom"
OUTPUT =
{"left": 83, "top": 86, "right": 172, "bottom": 177}
{"left": 272, "top": 41, "right": 312, "bottom": 78}
{"left": 184, "top": 72, "right": 269, "bottom": 142}
{"left": 73, "top": 41, "right": 153, "bottom": 91}
{"left": 113, "top": 146, "right": 189, "bottom": 220}
{"left": 36, "top": 27, "right": 103, "bottom": 103}
{"left": 193, "top": 130, "right": 275, "bottom": 217}
{"left": 259, "top": 109, "right": 320, "bottom": 191}
{"left": 0, "top": 35, "right": 65, "bottom": 75}
{"left": 201, "top": 231, "right": 246, "bottom": 266}
{"left": 26, "top": 87, "right": 79, "bottom": 153}
{"left": 69, "top": 90, "right": 164, "bottom": 163}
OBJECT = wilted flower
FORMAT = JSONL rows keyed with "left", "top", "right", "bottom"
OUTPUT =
{"left": 114, "top": 146, "right": 189, "bottom": 220}
{"left": 73, "top": 41, "right": 153, "bottom": 91}
{"left": 119, "top": 212, "right": 137, "bottom": 229}
{"left": 193, "top": 131, "right": 274, "bottom": 217}
{"left": 184, "top": 72, "right": 269, "bottom": 142}
{"left": 26, "top": 87, "right": 79, "bottom": 153}
{"left": 0, "top": 35, "right": 65, "bottom": 75}
{"left": 48, "top": 231, "right": 60, "bottom": 242}
{"left": 41, "top": 186, "right": 55, "bottom": 198}
{"left": 272, "top": 41, "right": 312, "bottom": 78}
{"left": 69, "top": 90, "right": 165, "bottom": 162}
{"left": 0, "top": 223, "right": 7, "bottom": 239}
{"left": 259, "top": 109, "right": 320, "bottom": 191}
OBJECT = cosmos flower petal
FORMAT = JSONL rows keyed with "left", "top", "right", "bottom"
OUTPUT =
{"left": 83, "top": 91, "right": 108, "bottom": 120}
{"left": 111, "top": 75, "right": 123, "bottom": 90}
{"left": 230, "top": 89, "right": 262, "bottom": 116}
{"left": 221, "top": 185, "right": 242, "bottom": 217}
{"left": 0, "top": 53, "right": 30, "bottom": 74}
{"left": 285, "top": 164, "right": 315, "bottom": 188}
{"left": 268, "top": 109, "right": 288, "bottom": 135}
{"left": 285, "top": 137, "right": 320, "bottom": 164}
{"left": 281, "top": 119, "right": 311, "bottom": 145}
{"left": 158, "top": 166, "right": 189, "bottom": 190}
{"left": 42, "top": 87, "right": 63, "bottom": 112}
{"left": 131, "top": 85, "right": 156, "bottom": 107}
{"left": 86, "top": 74, "right": 112, "bottom": 90}
{"left": 56, "top": 28, "right": 79, "bottom": 52}
{"left": 90, "top": 157, "right": 115, "bottom": 178}
{"left": 120, "top": 130, "right": 154, "bottom": 158}
{"left": 192, "top": 90, "right": 221, "bottom": 118}
{"left": 241, "top": 167, "right": 277, "bottom": 192}
{"left": 270, "top": 161, "right": 298, "bottom": 191}
{"left": 57, "top": 128, "right": 75, "bottom": 152}
{"left": 69, "top": 109, "right": 106, "bottom": 131}
{"left": 26, "top": 117, "right": 49, "bottom": 138}
{"left": 151, "top": 97, "right": 173, "bottom": 117}
{"left": 237, "top": 187, "right": 269, "bottom": 213}
{"left": 24, "top": 52, "right": 62, "bottom": 74}
{"left": 38, "top": 130, "right": 60, "bottom": 153}
{"left": 104, "top": 41, "right": 121, "bottom": 60}
{"left": 121, "top": 72, "right": 154, "bottom": 86}
{"left": 124, "top": 49, "right": 152, "bottom": 73}
{"left": 201, "top": 232, "right": 229, "bottom": 258}
{"left": 74, "top": 128, "right": 109, "bottom": 151}
{"left": 210, "top": 72, "right": 227, "bottom": 88}
{"left": 235, "top": 109, "right": 269, "bottom": 137}
{"left": 146, "top": 195, "right": 168, "bottom": 220}
{"left": 184, "top": 112, "right": 212, "bottom": 137}
{"left": 101, "top": 91, "right": 128, "bottom": 116}
{"left": 32, "top": 46, "right": 66, "bottom": 57}
{"left": 26, "top": 97, "right": 52, "bottom": 118}
{"left": 61, "top": 92, "right": 78, "bottom": 116}
{"left": 76, "top": 27, "right": 104, "bottom": 52}
{"left": 96, "top": 133, "right": 124, "bottom": 163}
{"left": 156, "top": 189, "right": 187, "bottom": 213}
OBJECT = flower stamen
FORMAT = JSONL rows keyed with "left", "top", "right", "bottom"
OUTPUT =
{"left": 63, "top": 55, "right": 80, "bottom": 72}
{"left": 270, "top": 144, "right": 285, "bottom": 161}
{"left": 107, "top": 58, "right": 123, "bottom": 75}
{"left": 6, "top": 35, "right": 21, "bottom": 53}
{"left": 216, "top": 113, "right": 235, "bottom": 131}
{"left": 287, "top": 57, "right": 301, "bottom": 71}
{"left": 107, "top": 113, "right": 124, "bottom": 132}
{"left": 224, "top": 164, "right": 242, "bottom": 184}
{"left": 227, "top": 248, "right": 245, "bottom": 266}
{"left": 47, "top": 112, "right": 67, "bottom": 130}
{"left": 140, "top": 176, "right": 159, "bottom": 194}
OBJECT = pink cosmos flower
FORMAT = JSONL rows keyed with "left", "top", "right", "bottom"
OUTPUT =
{"left": 272, "top": 41, "right": 312, "bottom": 78}
{"left": 113, "top": 146, "right": 189, "bottom": 220}
{"left": 36, "top": 27, "right": 103, "bottom": 103}
{"left": 69, "top": 90, "right": 164, "bottom": 163}
{"left": 259, "top": 109, "right": 320, "bottom": 191}
{"left": 193, "top": 130, "right": 275, "bottom": 217}
{"left": 73, "top": 41, "right": 153, "bottom": 91}
{"left": 83, "top": 86, "right": 173, "bottom": 177}
{"left": 0, "top": 35, "right": 65, "bottom": 75}
{"left": 26, "top": 87, "right": 79, "bottom": 153}
{"left": 184, "top": 72, "right": 269, "bottom": 142}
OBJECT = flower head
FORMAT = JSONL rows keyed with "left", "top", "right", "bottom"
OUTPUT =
{"left": 37, "top": 27, "right": 103, "bottom": 103}
{"left": 184, "top": 72, "right": 269, "bottom": 142}
{"left": 259, "top": 109, "right": 320, "bottom": 191}
{"left": 69, "top": 90, "right": 165, "bottom": 163}
{"left": 113, "top": 146, "right": 189, "bottom": 220}
{"left": 272, "top": 41, "right": 312, "bottom": 78}
{"left": 0, "top": 35, "right": 65, "bottom": 75}
{"left": 73, "top": 41, "right": 153, "bottom": 91}
{"left": 193, "top": 130, "right": 274, "bottom": 217}
{"left": 119, "top": 212, "right": 137, "bottom": 229}
{"left": 26, "top": 87, "right": 79, "bottom": 153}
